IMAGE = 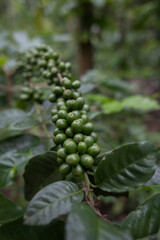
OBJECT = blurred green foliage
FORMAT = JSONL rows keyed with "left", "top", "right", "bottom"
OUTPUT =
{"left": 0, "top": 0, "right": 160, "bottom": 148}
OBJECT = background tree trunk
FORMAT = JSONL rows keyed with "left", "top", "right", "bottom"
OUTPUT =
{"left": 77, "top": 1, "right": 94, "bottom": 76}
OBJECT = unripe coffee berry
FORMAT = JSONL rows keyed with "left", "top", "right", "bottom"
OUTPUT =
{"left": 77, "top": 97, "right": 85, "bottom": 109}
{"left": 72, "top": 164, "right": 83, "bottom": 177}
{"left": 48, "top": 93, "right": 56, "bottom": 102}
{"left": 83, "top": 122, "right": 94, "bottom": 135}
{"left": 78, "top": 142, "right": 87, "bottom": 154}
{"left": 66, "top": 100, "right": 78, "bottom": 111}
{"left": 81, "top": 114, "right": 88, "bottom": 124}
{"left": 91, "top": 132, "right": 98, "bottom": 142}
{"left": 84, "top": 136, "right": 94, "bottom": 148}
{"left": 72, "top": 91, "right": 81, "bottom": 99}
{"left": 66, "top": 153, "right": 80, "bottom": 166}
{"left": 54, "top": 133, "right": 67, "bottom": 144}
{"left": 62, "top": 77, "right": 72, "bottom": 89}
{"left": 80, "top": 154, "right": 94, "bottom": 168}
{"left": 51, "top": 109, "right": 58, "bottom": 116}
{"left": 63, "top": 89, "right": 73, "bottom": 100}
{"left": 52, "top": 86, "right": 63, "bottom": 96}
{"left": 72, "top": 80, "right": 81, "bottom": 89}
{"left": 58, "top": 110, "right": 67, "bottom": 119}
{"left": 87, "top": 143, "right": 101, "bottom": 157}
{"left": 53, "top": 127, "right": 63, "bottom": 136}
{"left": 83, "top": 104, "right": 90, "bottom": 112}
{"left": 57, "top": 148, "right": 67, "bottom": 160}
{"left": 66, "top": 112, "right": 77, "bottom": 124}
{"left": 52, "top": 114, "right": 58, "bottom": 123}
{"left": 71, "top": 119, "right": 83, "bottom": 133}
{"left": 59, "top": 163, "right": 71, "bottom": 175}
{"left": 56, "top": 119, "right": 68, "bottom": 130}
{"left": 64, "top": 140, "right": 77, "bottom": 154}
{"left": 73, "top": 133, "right": 84, "bottom": 143}
{"left": 57, "top": 157, "right": 64, "bottom": 165}
{"left": 65, "top": 127, "right": 74, "bottom": 137}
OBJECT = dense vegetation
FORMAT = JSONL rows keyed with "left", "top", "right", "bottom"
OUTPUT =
{"left": 0, "top": 0, "right": 160, "bottom": 239}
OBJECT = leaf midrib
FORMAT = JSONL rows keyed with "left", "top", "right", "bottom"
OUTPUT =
{"left": 25, "top": 187, "right": 83, "bottom": 224}
{"left": 97, "top": 151, "right": 156, "bottom": 187}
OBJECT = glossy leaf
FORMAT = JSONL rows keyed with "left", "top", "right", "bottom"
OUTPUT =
{"left": 0, "top": 109, "right": 38, "bottom": 141}
{"left": 0, "top": 218, "right": 64, "bottom": 240}
{"left": 24, "top": 151, "right": 62, "bottom": 200}
{"left": 66, "top": 203, "right": 133, "bottom": 240}
{"left": 94, "top": 142, "right": 158, "bottom": 192}
{"left": 121, "top": 193, "right": 160, "bottom": 239}
{"left": 24, "top": 181, "right": 84, "bottom": 225}
{"left": 0, "top": 134, "right": 47, "bottom": 189}
{"left": 0, "top": 193, "right": 23, "bottom": 226}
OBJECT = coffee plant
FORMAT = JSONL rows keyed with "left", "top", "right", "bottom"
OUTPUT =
{"left": 0, "top": 45, "right": 160, "bottom": 240}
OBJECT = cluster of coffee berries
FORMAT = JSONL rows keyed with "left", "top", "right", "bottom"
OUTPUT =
{"left": 19, "top": 44, "right": 101, "bottom": 178}
{"left": 19, "top": 85, "right": 43, "bottom": 104}
{"left": 49, "top": 82, "right": 101, "bottom": 178}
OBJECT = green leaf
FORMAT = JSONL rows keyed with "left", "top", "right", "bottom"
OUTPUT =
{"left": 79, "top": 83, "right": 95, "bottom": 94}
{"left": 0, "top": 218, "right": 64, "bottom": 240}
{"left": 0, "top": 55, "right": 8, "bottom": 66}
{"left": 102, "top": 100, "right": 123, "bottom": 114}
{"left": 122, "top": 95, "right": 160, "bottom": 111}
{"left": 66, "top": 203, "right": 133, "bottom": 240}
{"left": 0, "top": 134, "right": 47, "bottom": 189}
{"left": 24, "top": 151, "right": 63, "bottom": 201}
{"left": 0, "top": 109, "right": 38, "bottom": 141}
{"left": 0, "top": 193, "right": 23, "bottom": 226}
{"left": 24, "top": 181, "right": 84, "bottom": 225}
{"left": 101, "top": 95, "right": 160, "bottom": 115}
{"left": 121, "top": 193, "right": 160, "bottom": 239}
{"left": 94, "top": 142, "right": 158, "bottom": 192}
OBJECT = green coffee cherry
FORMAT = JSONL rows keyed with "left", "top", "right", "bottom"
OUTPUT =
{"left": 57, "top": 148, "right": 67, "bottom": 160}
{"left": 72, "top": 91, "right": 81, "bottom": 99}
{"left": 66, "top": 100, "right": 78, "bottom": 111}
{"left": 57, "top": 157, "right": 64, "bottom": 165}
{"left": 51, "top": 109, "right": 58, "bottom": 116}
{"left": 87, "top": 143, "right": 101, "bottom": 157}
{"left": 59, "top": 163, "right": 71, "bottom": 175}
{"left": 58, "top": 110, "right": 67, "bottom": 119}
{"left": 84, "top": 136, "right": 94, "bottom": 148}
{"left": 56, "top": 119, "right": 68, "bottom": 130}
{"left": 59, "top": 61, "right": 66, "bottom": 71}
{"left": 62, "top": 77, "right": 72, "bottom": 89}
{"left": 52, "top": 114, "right": 58, "bottom": 123}
{"left": 54, "top": 133, "right": 67, "bottom": 144}
{"left": 65, "top": 62, "right": 71, "bottom": 70}
{"left": 83, "top": 122, "right": 94, "bottom": 135}
{"left": 48, "top": 93, "right": 56, "bottom": 102}
{"left": 80, "top": 154, "right": 94, "bottom": 168}
{"left": 72, "top": 80, "right": 81, "bottom": 89}
{"left": 65, "top": 127, "right": 74, "bottom": 137}
{"left": 83, "top": 104, "right": 90, "bottom": 112}
{"left": 73, "top": 133, "right": 84, "bottom": 143}
{"left": 66, "top": 112, "right": 77, "bottom": 124}
{"left": 63, "top": 89, "right": 73, "bottom": 100}
{"left": 64, "top": 140, "right": 77, "bottom": 154}
{"left": 77, "top": 97, "right": 85, "bottom": 109}
{"left": 78, "top": 142, "right": 87, "bottom": 154}
{"left": 72, "top": 164, "right": 83, "bottom": 177}
{"left": 81, "top": 114, "right": 89, "bottom": 124}
{"left": 66, "top": 153, "right": 80, "bottom": 166}
{"left": 91, "top": 132, "right": 98, "bottom": 142}
{"left": 53, "top": 127, "right": 63, "bottom": 136}
{"left": 71, "top": 119, "right": 83, "bottom": 133}
{"left": 72, "top": 110, "right": 81, "bottom": 118}
{"left": 52, "top": 86, "right": 63, "bottom": 96}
